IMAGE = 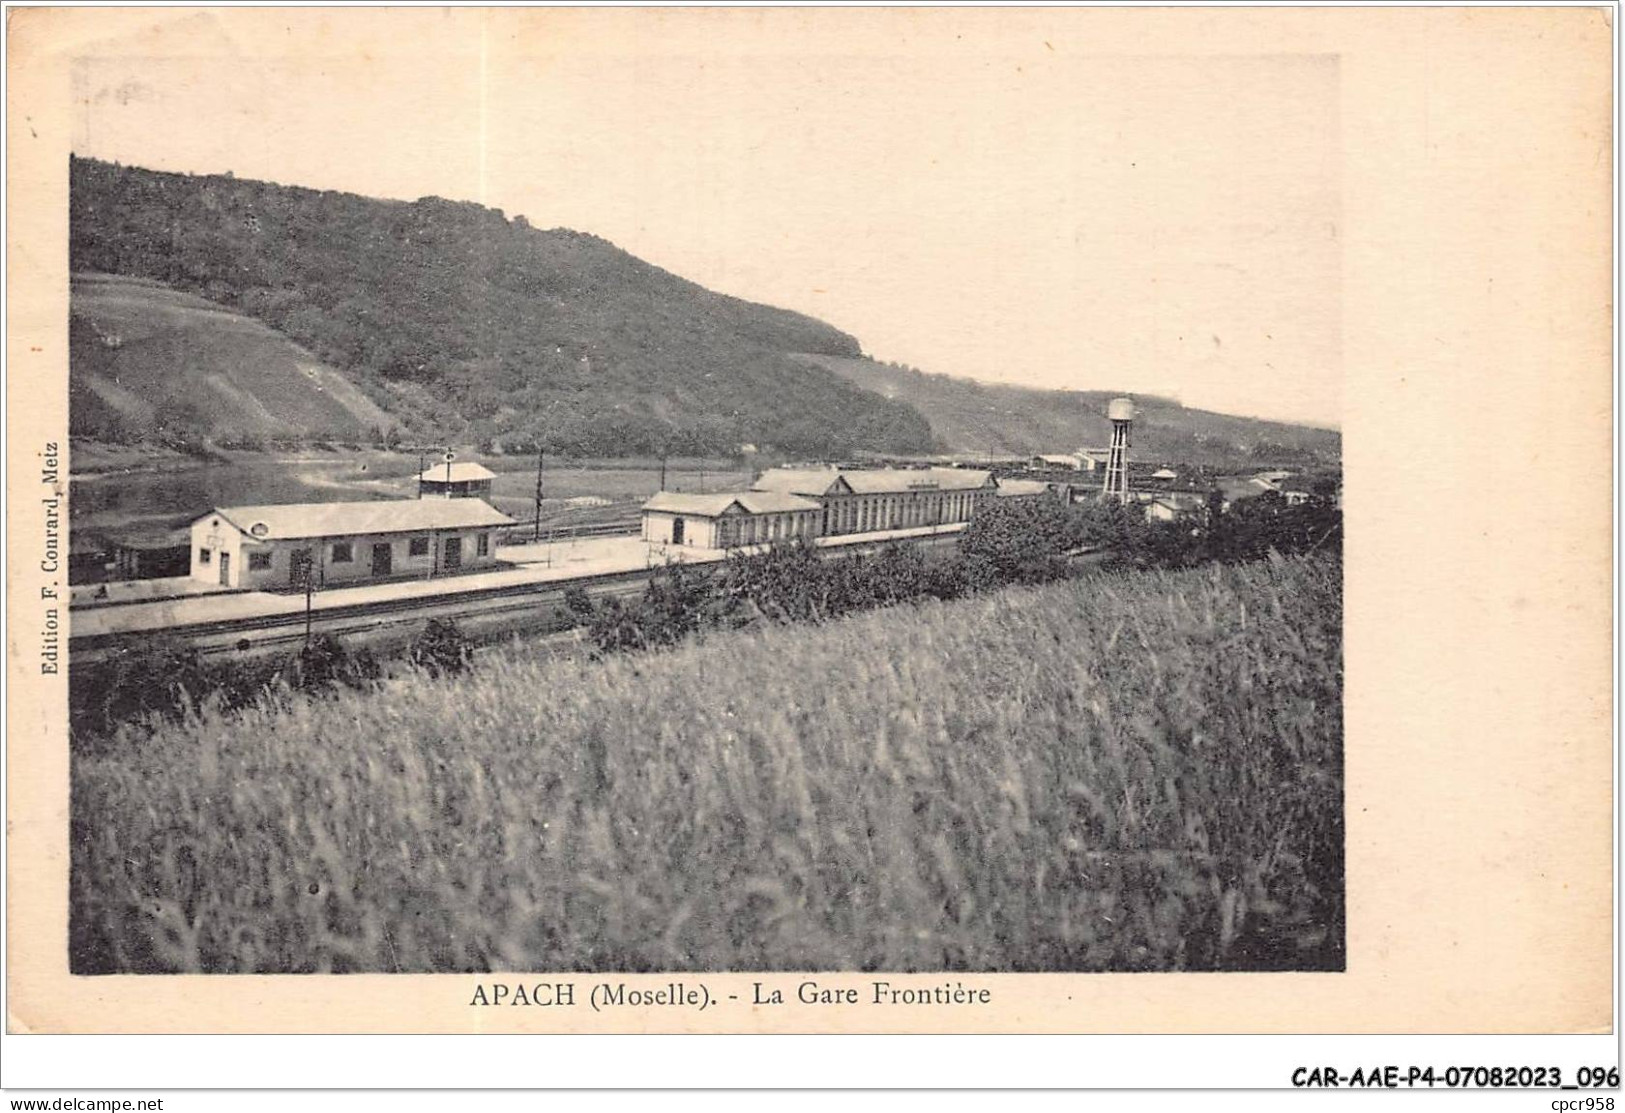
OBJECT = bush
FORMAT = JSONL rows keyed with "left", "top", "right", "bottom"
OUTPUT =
{"left": 587, "top": 561, "right": 719, "bottom": 655}
{"left": 960, "top": 497, "right": 1086, "bottom": 583}
{"left": 562, "top": 585, "right": 596, "bottom": 622}
{"left": 77, "top": 636, "right": 210, "bottom": 739}
{"left": 410, "top": 618, "right": 472, "bottom": 678}
{"left": 293, "top": 633, "right": 380, "bottom": 693}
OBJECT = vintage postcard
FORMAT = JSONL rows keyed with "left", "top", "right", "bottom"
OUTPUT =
{"left": 4, "top": 6, "right": 1612, "bottom": 1045}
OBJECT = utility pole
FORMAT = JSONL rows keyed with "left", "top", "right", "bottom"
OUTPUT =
{"left": 417, "top": 449, "right": 426, "bottom": 499}
{"left": 659, "top": 454, "right": 667, "bottom": 492}
{"left": 542, "top": 445, "right": 555, "bottom": 545}
{"left": 292, "top": 549, "right": 314, "bottom": 646}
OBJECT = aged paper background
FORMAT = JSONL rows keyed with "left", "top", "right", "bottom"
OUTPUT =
{"left": 6, "top": 7, "right": 1613, "bottom": 1034}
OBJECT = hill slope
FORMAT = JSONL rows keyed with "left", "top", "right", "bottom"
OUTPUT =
{"left": 68, "top": 157, "right": 935, "bottom": 457}
{"left": 799, "top": 354, "right": 1341, "bottom": 466}
{"left": 69, "top": 272, "right": 394, "bottom": 443}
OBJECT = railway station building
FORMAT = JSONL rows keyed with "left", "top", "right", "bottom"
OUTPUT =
{"left": 189, "top": 498, "right": 514, "bottom": 590}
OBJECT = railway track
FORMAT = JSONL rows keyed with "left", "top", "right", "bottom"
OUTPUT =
{"left": 69, "top": 565, "right": 655, "bottom": 664}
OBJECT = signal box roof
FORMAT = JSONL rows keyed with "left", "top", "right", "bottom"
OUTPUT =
{"left": 418, "top": 462, "right": 497, "bottom": 483}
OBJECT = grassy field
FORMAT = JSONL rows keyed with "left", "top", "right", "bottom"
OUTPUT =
{"left": 70, "top": 553, "right": 1342, "bottom": 974}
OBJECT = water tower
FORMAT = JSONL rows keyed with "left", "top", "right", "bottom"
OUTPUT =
{"left": 1101, "top": 397, "right": 1134, "bottom": 503}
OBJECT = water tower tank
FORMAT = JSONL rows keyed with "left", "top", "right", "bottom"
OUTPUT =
{"left": 1108, "top": 397, "right": 1135, "bottom": 421}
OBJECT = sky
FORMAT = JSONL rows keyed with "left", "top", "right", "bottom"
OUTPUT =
{"left": 69, "top": 12, "right": 1341, "bottom": 428}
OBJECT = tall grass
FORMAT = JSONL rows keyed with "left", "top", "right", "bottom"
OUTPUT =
{"left": 71, "top": 554, "right": 1342, "bottom": 973}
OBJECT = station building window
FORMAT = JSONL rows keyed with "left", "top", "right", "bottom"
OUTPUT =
{"left": 409, "top": 536, "right": 430, "bottom": 556}
{"left": 249, "top": 551, "right": 273, "bottom": 571}
{"left": 477, "top": 533, "right": 490, "bottom": 557}
{"left": 198, "top": 548, "right": 212, "bottom": 565}
{"left": 332, "top": 542, "right": 353, "bottom": 563}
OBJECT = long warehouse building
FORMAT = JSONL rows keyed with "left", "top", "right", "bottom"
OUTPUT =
{"left": 641, "top": 466, "right": 997, "bottom": 550}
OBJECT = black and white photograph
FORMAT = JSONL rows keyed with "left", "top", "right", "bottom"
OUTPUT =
{"left": 57, "top": 12, "right": 1345, "bottom": 981}
{"left": 5, "top": 5, "right": 1612, "bottom": 1067}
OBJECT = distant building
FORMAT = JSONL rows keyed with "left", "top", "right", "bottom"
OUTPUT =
{"left": 1146, "top": 496, "right": 1194, "bottom": 523}
{"left": 1138, "top": 490, "right": 1209, "bottom": 521}
{"left": 1213, "top": 472, "right": 1327, "bottom": 510}
{"left": 1216, "top": 475, "right": 1279, "bottom": 509}
{"left": 641, "top": 491, "right": 822, "bottom": 548}
{"left": 754, "top": 466, "right": 996, "bottom": 537}
{"left": 70, "top": 525, "right": 191, "bottom": 585}
{"left": 1128, "top": 466, "right": 1213, "bottom": 521}
{"left": 419, "top": 461, "right": 496, "bottom": 499}
{"left": 1029, "top": 451, "right": 1107, "bottom": 473}
{"left": 1276, "top": 477, "right": 1316, "bottom": 506}
{"left": 640, "top": 466, "right": 998, "bottom": 550}
{"left": 190, "top": 498, "right": 513, "bottom": 589}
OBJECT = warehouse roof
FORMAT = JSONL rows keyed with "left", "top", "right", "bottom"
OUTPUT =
{"left": 996, "top": 478, "right": 1051, "bottom": 497}
{"left": 643, "top": 490, "right": 821, "bottom": 517}
{"left": 203, "top": 498, "right": 514, "bottom": 542}
{"left": 418, "top": 461, "right": 497, "bottom": 483}
{"left": 753, "top": 466, "right": 995, "bottom": 496}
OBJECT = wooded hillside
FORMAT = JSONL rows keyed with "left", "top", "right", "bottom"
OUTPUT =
{"left": 69, "top": 157, "right": 936, "bottom": 457}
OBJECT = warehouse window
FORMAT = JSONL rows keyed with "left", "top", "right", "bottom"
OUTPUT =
{"left": 409, "top": 536, "right": 430, "bottom": 557}
{"left": 477, "top": 533, "right": 489, "bottom": 557}
{"left": 198, "top": 548, "right": 212, "bottom": 565}
{"left": 248, "top": 551, "right": 272, "bottom": 571}
{"left": 332, "top": 542, "right": 353, "bottom": 563}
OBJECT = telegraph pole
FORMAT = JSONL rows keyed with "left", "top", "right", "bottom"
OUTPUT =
{"left": 291, "top": 550, "right": 314, "bottom": 646}
{"left": 542, "top": 445, "right": 555, "bottom": 545}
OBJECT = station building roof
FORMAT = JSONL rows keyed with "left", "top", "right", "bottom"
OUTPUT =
{"left": 201, "top": 498, "right": 514, "bottom": 542}
{"left": 642, "top": 490, "right": 821, "bottom": 518}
